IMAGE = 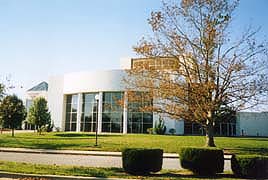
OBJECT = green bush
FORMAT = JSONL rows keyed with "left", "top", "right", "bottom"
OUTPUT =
{"left": 147, "top": 128, "right": 154, "bottom": 134}
{"left": 122, "top": 148, "right": 163, "bottom": 175}
{"left": 169, "top": 128, "right": 176, "bottom": 135}
{"left": 179, "top": 147, "right": 224, "bottom": 175}
{"left": 231, "top": 155, "right": 268, "bottom": 178}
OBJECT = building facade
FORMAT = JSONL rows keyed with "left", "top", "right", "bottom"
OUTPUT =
{"left": 26, "top": 58, "right": 268, "bottom": 136}
{"left": 47, "top": 69, "right": 184, "bottom": 134}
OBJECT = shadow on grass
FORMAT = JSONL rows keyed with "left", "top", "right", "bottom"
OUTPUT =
{"left": 2, "top": 133, "right": 123, "bottom": 140}
{"left": 0, "top": 138, "right": 84, "bottom": 150}
{"left": 105, "top": 168, "right": 240, "bottom": 180}
{"left": 31, "top": 143, "right": 83, "bottom": 150}
{"left": 225, "top": 147, "right": 268, "bottom": 155}
{"left": 54, "top": 133, "right": 123, "bottom": 138}
{"left": 149, "top": 172, "right": 240, "bottom": 179}
{"left": 65, "top": 167, "right": 109, "bottom": 177}
{"left": 223, "top": 136, "right": 268, "bottom": 141}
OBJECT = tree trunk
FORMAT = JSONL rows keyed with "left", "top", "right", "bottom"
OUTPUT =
{"left": 206, "top": 122, "right": 216, "bottom": 147}
{"left": 12, "top": 128, "right": 14, "bottom": 137}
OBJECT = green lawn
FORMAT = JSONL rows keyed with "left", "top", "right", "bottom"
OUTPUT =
{"left": 0, "top": 160, "right": 243, "bottom": 180}
{"left": 0, "top": 132, "right": 268, "bottom": 155}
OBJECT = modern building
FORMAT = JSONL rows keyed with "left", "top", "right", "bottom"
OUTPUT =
{"left": 26, "top": 58, "right": 268, "bottom": 136}
{"left": 236, "top": 112, "right": 268, "bottom": 137}
{"left": 25, "top": 81, "right": 48, "bottom": 110}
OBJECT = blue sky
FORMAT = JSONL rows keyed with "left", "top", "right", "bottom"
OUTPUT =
{"left": 0, "top": 0, "right": 268, "bottom": 99}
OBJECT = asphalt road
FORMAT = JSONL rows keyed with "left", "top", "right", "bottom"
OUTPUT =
{"left": 0, "top": 151, "right": 231, "bottom": 171}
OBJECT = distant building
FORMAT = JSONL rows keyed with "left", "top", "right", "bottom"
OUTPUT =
{"left": 24, "top": 81, "right": 48, "bottom": 130}
{"left": 236, "top": 112, "right": 268, "bottom": 137}
{"left": 26, "top": 58, "right": 268, "bottom": 136}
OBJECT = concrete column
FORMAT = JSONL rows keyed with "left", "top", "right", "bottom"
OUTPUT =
{"left": 123, "top": 92, "right": 128, "bottom": 134}
{"left": 76, "top": 93, "right": 83, "bottom": 132}
{"left": 62, "top": 95, "right": 67, "bottom": 131}
{"left": 97, "top": 92, "right": 103, "bottom": 133}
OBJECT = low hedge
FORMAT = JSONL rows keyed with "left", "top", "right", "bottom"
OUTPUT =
{"left": 122, "top": 148, "right": 163, "bottom": 175}
{"left": 231, "top": 155, "right": 268, "bottom": 178}
{"left": 179, "top": 147, "right": 224, "bottom": 175}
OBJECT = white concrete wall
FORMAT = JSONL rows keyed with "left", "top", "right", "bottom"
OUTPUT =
{"left": 25, "top": 91, "right": 48, "bottom": 100}
{"left": 48, "top": 70, "right": 127, "bottom": 131}
{"left": 175, "top": 120, "right": 184, "bottom": 135}
{"left": 165, "top": 117, "right": 184, "bottom": 135}
{"left": 237, "top": 112, "right": 268, "bottom": 136}
{"left": 153, "top": 113, "right": 184, "bottom": 135}
{"left": 120, "top": 57, "right": 132, "bottom": 69}
{"left": 63, "top": 70, "right": 126, "bottom": 94}
{"left": 48, "top": 75, "right": 64, "bottom": 131}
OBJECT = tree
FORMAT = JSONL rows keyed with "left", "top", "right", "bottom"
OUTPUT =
{"left": 0, "top": 83, "right": 5, "bottom": 133}
{"left": 126, "top": 0, "right": 268, "bottom": 146}
{"left": 27, "top": 97, "right": 51, "bottom": 135}
{"left": 0, "top": 83, "right": 5, "bottom": 100}
{"left": 0, "top": 95, "right": 26, "bottom": 137}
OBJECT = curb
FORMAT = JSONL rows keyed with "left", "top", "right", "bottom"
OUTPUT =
{"left": 0, "top": 171, "right": 137, "bottom": 180}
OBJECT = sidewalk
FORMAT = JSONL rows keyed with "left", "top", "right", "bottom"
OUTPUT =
{"left": 0, "top": 147, "right": 179, "bottom": 158}
{"left": 0, "top": 147, "right": 232, "bottom": 159}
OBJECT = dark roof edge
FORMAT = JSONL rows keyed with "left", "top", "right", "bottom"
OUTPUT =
{"left": 27, "top": 81, "right": 48, "bottom": 92}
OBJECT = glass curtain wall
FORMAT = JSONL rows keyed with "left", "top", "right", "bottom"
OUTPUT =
{"left": 65, "top": 94, "right": 78, "bottom": 131}
{"left": 102, "top": 92, "right": 123, "bottom": 133}
{"left": 184, "top": 121, "right": 236, "bottom": 136}
{"left": 127, "top": 92, "right": 153, "bottom": 133}
{"left": 80, "top": 93, "right": 98, "bottom": 132}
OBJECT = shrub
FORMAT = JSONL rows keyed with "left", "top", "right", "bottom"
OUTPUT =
{"left": 147, "top": 128, "right": 154, "bottom": 134}
{"left": 45, "top": 122, "right": 54, "bottom": 132}
{"left": 154, "top": 116, "right": 166, "bottom": 135}
{"left": 169, "top": 128, "right": 176, "bottom": 135}
{"left": 179, "top": 147, "right": 224, "bottom": 175}
{"left": 122, "top": 148, "right": 163, "bottom": 175}
{"left": 231, "top": 155, "right": 268, "bottom": 178}
{"left": 55, "top": 127, "right": 61, "bottom": 132}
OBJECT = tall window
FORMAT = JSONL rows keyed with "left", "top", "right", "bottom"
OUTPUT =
{"left": 25, "top": 99, "right": 33, "bottom": 111}
{"left": 65, "top": 94, "right": 78, "bottom": 131}
{"left": 127, "top": 92, "right": 153, "bottom": 133}
{"left": 80, "top": 93, "right": 98, "bottom": 132}
{"left": 184, "top": 121, "right": 236, "bottom": 136}
{"left": 102, "top": 92, "right": 123, "bottom": 133}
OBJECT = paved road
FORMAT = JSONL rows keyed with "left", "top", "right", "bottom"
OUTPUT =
{"left": 0, "top": 151, "right": 231, "bottom": 171}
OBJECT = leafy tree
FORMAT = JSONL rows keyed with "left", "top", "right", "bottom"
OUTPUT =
{"left": 0, "top": 95, "right": 26, "bottom": 137}
{"left": 0, "top": 83, "right": 5, "bottom": 100}
{"left": 0, "top": 83, "right": 5, "bottom": 133}
{"left": 126, "top": 0, "right": 268, "bottom": 146}
{"left": 27, "top": 97, "right": 51, "bottom": 135}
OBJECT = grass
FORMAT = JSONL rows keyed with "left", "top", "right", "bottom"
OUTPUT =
{"left": 0, "top": 160, "right": 244, "bottom": 179}
{"left": 0, "top": 132, "right": 268, "bottom": 155}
